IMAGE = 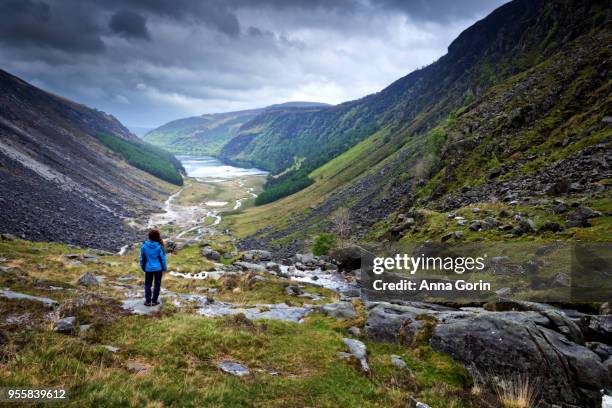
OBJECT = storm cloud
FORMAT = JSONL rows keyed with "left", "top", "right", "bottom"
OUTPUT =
{"left": 0, "top": 0, "right": 507, "bottom": 128}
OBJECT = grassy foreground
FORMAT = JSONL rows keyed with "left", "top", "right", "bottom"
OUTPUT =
{"left": 0, "top": 238, "right": 478, "bottom": 408}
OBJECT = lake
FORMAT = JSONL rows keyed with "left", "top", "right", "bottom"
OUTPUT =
{"left": 177, "top": 155, "right": 268, "bottom": 180}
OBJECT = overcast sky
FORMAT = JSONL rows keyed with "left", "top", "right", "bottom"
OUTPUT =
{"left": 0, "top": 0, "right": 507, "bottom": 128}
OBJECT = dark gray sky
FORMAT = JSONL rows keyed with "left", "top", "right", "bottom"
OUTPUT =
{"left": 0, "top": 0, "right": 507, "bottom": 128}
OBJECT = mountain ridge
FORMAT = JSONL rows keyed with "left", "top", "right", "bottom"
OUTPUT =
{"left": 144, "top": 101, "right": 330, "bottom": 156}
{"left": 227, "top": 0, "right": 611, "bottom": 261}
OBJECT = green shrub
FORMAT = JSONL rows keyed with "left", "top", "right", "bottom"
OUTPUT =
{"left": 312, "top": 233, "right": 337, "bottom": 256}
{"left": 96, "top": 133, "right": 184, "bottom": 185}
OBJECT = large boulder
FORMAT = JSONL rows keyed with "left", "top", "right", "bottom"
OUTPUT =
{"left": 429, "top": 311, "right": 607, "bottom": 407}
{"left": 328, "top": 246, "right": 362, "bottom": 271}
{"left": 364, "top": 300, "right": 609, "bottom": 406}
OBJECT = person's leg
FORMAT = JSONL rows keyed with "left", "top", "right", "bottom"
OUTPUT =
{"left": 144, "top": 272, "right": 153, "bottom": 304}
{"left": 152, "top": 271, "right": 163, "bottom": 303}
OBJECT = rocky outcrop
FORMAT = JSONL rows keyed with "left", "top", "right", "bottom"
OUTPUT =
{"left": 430, "top": 311, "right": 606, "bottom": 406}
{"left": 364, "top": 300, "right": 610, "bottom": 407}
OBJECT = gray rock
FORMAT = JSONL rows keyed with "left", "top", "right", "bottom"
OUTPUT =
{"left": 442, "top": 231, "right": 463, "bottom": 241}
{"left": 539, "top": 221, "right": 562, "bottom": 233}
{"left": 233, "top": 261, "right": 266, "bottom": 272}
{"left": 295, "top": 253, "right": 315, "bottom": 264}
{"left": 54, "top": 316, "right": 76, "bottom": 334}
{"left": 121, "top": 299, "right": 162, "bottom": 315}
{"left": 582, "top": 315, "right": 612, "bottom": 343}
{"left": 202, "top": 246, "right": 221, "bottom": 262}
{"left": 430, "top": 311, "right": 607, "bottom": 406}
{"left": 513, "top": 219, "right": 536, "bottom": 235}
{"left": 340, "top": 288, "right": 361, "bottom": 298}
{"left": 364, "top": 303, "right": 435, "bottom": 344}
{"left": 586, "top": 342, "right": 612, "bottom": 361}
{"left": 242, "top": 250, "right": 272, "bottom": 262}
{"left": 495, "top": 287, "right": 512, "bottom": 296}
{"left": 408, "top": 397, "right": 430, "bottom": 408}
{"left": 126, "top": 361, "right": 147, "bottom": 374}
{"left": 390, "top": 354, "right": 407, "bottom": 369}
{"left": 77, "top": 272, "right": 99, "bottom": 287}
{"left": 320, "top": 301, "right": 357, "bottom": 320}
{"left": 604, "top": 357, "right": 612, "bottom": 385}
{"left": 218, "top": 360, "right": 250, "bottom": 376}
{"left": 103, "top": 345, "right": 120, "bottom": 353}
{"left": 1, "top": 233, "right": 16, "bottom": 240}
{"left": 469, "top": 220, "right": 488, "bottom": 231}
{"left": 265, "top": 262, "right": 281, "bottom": 273}
{"left": 347, "top": 326, "right": 361, "bottom": 337}
{"left": 566, "top": 206, "right": 598, "bottom": 228}
{"left": 223, "top": 252, "right": 237, "bottom": 259}
{"left": 0, "top": 289, "right": 58, "bottom": 308}
{"left": 343, "top": 338, "right": 369, "bottom": 373}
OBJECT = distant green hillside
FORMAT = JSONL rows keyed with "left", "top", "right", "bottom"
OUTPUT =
{"left": 97, "top": 132, "right": 185, "bottom": 186}
{"left": 144, "top": 102, "right": 329, "bottom": 156}
{"left": 227, "top": 0, "right": 611, "bottom": 251}
{"left": 222, "top": 0, "right": 611, "bottom": 206}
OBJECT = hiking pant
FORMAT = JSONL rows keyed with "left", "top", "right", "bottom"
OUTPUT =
{"left": 145, "top": 271, "right": 163, "bottom": 303}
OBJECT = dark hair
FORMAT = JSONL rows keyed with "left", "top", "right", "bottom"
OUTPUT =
{"left": 148, "top": 229, "right": 164, "bottom": 247}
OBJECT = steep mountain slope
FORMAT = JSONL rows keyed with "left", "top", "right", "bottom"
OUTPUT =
{"left": 220, "top": 0, "right": 553, "bottom": 202}
{"left": 0, "top": 69, "right": 183, "bottom": 250}
{"left": 144, "top": 102, "right": 329, "bottom": 156}
{"left": 228, "top": 0, "right": 611, "bottom": 255}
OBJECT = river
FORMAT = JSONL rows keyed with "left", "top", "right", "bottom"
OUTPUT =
{"left": 146, "top": 155, "right": 267, "bottom": 234}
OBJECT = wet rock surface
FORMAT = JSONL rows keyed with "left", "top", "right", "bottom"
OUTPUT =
{"left": 217, "top": 360, "right": 250, "bottom": 376}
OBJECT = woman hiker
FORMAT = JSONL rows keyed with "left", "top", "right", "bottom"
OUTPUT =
{"left": 140, "top": 229, "right": 167, "bottom": 306}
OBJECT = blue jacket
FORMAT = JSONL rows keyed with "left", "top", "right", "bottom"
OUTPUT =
{"left": 140, "top": 241, "right": 167, "bottom": 272}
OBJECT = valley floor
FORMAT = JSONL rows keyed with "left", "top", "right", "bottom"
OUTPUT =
{"left": 1, "top": 174, "right": 609, "bottom": 408}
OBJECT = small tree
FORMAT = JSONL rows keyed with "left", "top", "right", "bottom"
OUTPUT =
{"left": 333, "top": 207, "right": 351, "bottom": 247}
{"left": 312, "top": 233, "right": 337, "bottom": 256}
